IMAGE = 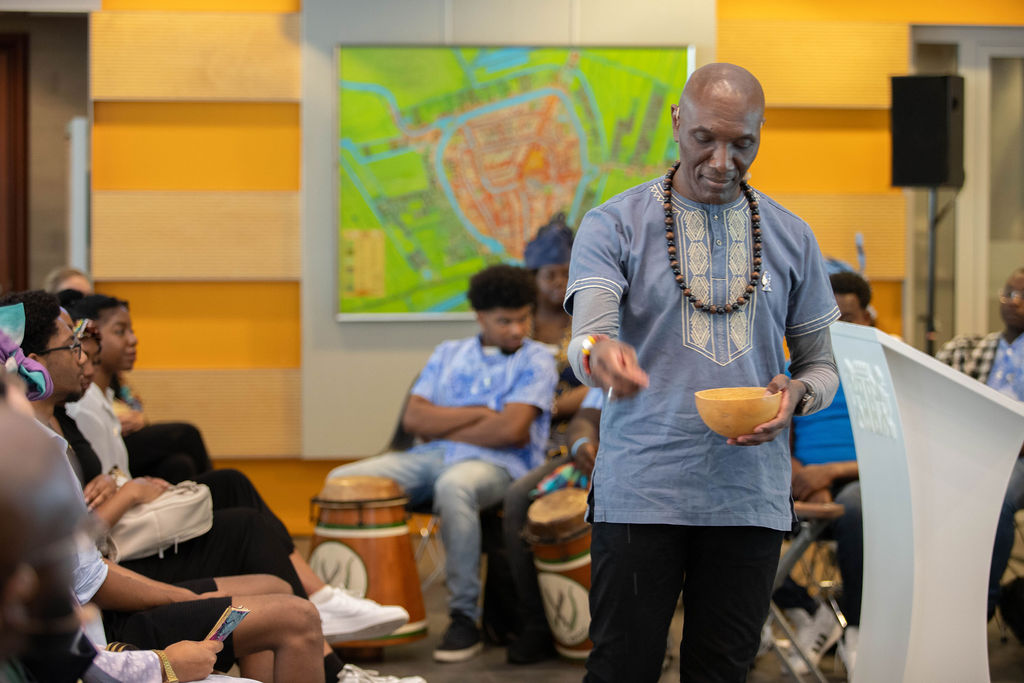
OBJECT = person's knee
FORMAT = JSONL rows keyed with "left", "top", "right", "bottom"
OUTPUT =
{"left": 276, "top": 596, "right": 323, "bottom": 645}
{"left": 433, "top": 477, "right": 475, "bottom": 511}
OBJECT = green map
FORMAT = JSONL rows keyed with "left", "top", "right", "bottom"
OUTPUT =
{"left": 338, "top": 46, "right": 692, "bottom": 317}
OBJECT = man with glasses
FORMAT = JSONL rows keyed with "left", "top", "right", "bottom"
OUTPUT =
{"left": 936, "top": 266, "right": 1024, "bottom": 633}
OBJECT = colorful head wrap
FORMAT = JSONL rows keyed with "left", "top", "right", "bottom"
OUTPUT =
{"left": 524, "top": 213, "right": 573, "bottom": 269}
{"left": 0, "top": 303, "right": 54, "bottom": 401}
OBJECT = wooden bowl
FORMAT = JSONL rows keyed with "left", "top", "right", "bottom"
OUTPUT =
{"left": 694, "top": 387, "right": 782, "bottom": 438}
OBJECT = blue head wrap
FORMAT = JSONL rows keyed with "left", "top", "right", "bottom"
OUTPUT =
{"left": 524, "top": 213, "right": 573, "bottom": 269}
{"left": 0, "top": 303, "right": 54, "bottom": 401}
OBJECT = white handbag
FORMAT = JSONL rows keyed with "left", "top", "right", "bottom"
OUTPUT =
{"left": 105, "top": 480, "right": 214, "bottom": 562}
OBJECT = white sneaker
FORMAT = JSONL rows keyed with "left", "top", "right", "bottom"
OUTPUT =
{"left": 836, "top": 625, "right": 859, "bottom": 678}
{"left": 315, "top": 586, "right": 409, "bottom": 641}
{"left": 786, "top": 603, "right": 842, "bottom": 675}
{"left": 338, "top": 663, "right": 427, "bottom": 683}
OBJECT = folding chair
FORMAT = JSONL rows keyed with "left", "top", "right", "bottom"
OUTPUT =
{"left": 765, "top": 501, "right": 847, "bottom": 683}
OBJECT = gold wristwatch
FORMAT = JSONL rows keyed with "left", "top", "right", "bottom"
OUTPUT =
{"left": 155, "top": 650, "right": 179, "bottom": 683}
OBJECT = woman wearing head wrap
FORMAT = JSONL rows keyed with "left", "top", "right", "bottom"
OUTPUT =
{"left": 523, "top": 213, "right": 589, "bottom": 440}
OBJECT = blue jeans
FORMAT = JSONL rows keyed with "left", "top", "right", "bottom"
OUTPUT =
{"left": 327, "top": 448, "right": 512, "bottom": 620}
{"left": 991, "top": 457, "right": 1024, "bottom": 616}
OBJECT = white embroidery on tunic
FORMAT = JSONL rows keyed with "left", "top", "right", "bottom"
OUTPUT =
{"left": 671, "top": 194, "right": 756, "bottom": 366}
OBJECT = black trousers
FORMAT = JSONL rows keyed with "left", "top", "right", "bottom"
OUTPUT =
{"left": 104, "top": 578, "right": 238, "bottom": 672}
{"left": 502, "top": 454, "right": 570, "bottom": 635}
{"left": 196, "top": 468, "right": 295, "bottom": 554}
{"left": 124, "top": 422, "right": 212, "bottom": 483}
{"left": 585, "top": 523, "right": 784, "bottom": 683}
{"left": 120, "top": 506, "right": 305, "bottom": 598}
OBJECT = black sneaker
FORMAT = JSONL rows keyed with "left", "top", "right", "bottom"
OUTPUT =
{"left": 507, "top": 628, "right": 557, "bottom": 664}
{"left": 433, "top": 613, "right": 483, "bottom": 663}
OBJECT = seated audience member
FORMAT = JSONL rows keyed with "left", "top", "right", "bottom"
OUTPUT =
{"left": 524, "top": 213, "right": 589, "bottom": 449}
{"left": 327, "top": 264, "right": 557, "bottom": 662}
{"left": 502, "top": 386, "right": 603, "bottom": 663}
{"left": 43, "top": 266, "right": 93, "bottom": 296}
{"left": 11, "top": 291, "right": 408, "bottom": 643}
{"left": 774, "top": 270, "right": 871, "bottom": 675}
{"left": 58, "top": 289, "right": 211, "bottom": 482}
{"left": 936, "top": 266, "right": 1024, "bottom": 629}
{"left": 0, "top": 290, "right": 426, "bottom": 683}
{"left": 0, "top": 398, "right": 252, "bottom": 683}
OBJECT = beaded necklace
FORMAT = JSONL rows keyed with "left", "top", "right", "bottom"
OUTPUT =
{"left": 662, "top": 161, "right": 762, "bottom": 313}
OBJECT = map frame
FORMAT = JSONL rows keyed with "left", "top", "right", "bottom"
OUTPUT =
{"left": 335, "top": 44, "right": 695, "bottom": 321}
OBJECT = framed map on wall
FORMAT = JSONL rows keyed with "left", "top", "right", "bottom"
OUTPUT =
{"left": 337, "top": 46, "right": 693, "bottom": 319}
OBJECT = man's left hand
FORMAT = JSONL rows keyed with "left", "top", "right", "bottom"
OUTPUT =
{"left": 727, "top": 375, "right": 804, "bottom": 446}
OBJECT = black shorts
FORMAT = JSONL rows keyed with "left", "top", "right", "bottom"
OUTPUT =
{"left": 102, "top": 578, "right": 236, "bottom": 672}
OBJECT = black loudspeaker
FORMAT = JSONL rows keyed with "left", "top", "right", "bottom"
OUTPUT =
{"left": 891, "top": 75, "right": 964, "bottom": 188}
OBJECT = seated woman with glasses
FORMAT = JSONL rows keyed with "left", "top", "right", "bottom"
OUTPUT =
{"left": 57, "top": 289, "right": 212, "bottom": 484}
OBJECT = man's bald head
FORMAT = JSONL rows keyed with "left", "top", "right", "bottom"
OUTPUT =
{"left": 671, "top": 63, "right": 766, "bottom": 204}
{"left": 679, "top": 63, "right": 765, "bottom": 120}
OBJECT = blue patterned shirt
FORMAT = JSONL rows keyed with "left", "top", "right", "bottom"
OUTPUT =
{"left": 409, "top": 335, "right": 557, "bottom": 479}
{"left": 986, "top": 334, "right": 1024, "bottom": 402}
{"left": 566, "top": 180, "right": 839, "bottom": 530}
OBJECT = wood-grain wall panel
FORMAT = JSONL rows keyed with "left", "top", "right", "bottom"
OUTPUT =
{"left": 92, "top": 190, "right": 299, "bottom": 280}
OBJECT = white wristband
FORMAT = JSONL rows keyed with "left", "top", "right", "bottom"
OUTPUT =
{"left": 570, "top": 437, "right": 592, "bottom": 457}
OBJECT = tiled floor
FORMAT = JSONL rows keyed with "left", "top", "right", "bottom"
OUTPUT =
{"left": 301, "top": 537, "right": 1024, "bottom": 682}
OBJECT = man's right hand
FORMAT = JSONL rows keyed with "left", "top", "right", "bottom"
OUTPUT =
{"left": 589, "top": 339, "right": 649, "bottom": 398}
{"left": 164, "top": 640, "right": 222, "bottom": 682}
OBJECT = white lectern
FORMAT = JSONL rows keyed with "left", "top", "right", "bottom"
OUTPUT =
{"left": 830, "top": 322, "right": 1024, "bottom": 682}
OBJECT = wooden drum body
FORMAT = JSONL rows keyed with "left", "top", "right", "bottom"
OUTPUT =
{"left": 309, "top": 475, "right": 427, "bottom": 647}
{"left": 525, "top": 487, "right": 593, "bottom": 659}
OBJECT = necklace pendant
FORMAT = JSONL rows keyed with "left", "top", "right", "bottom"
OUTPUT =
{"left": 761, "top": 271, "right": 772, "bottom": 292}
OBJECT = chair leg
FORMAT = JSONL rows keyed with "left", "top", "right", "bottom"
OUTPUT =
{"left": 415, "top": 514, "right": 445, "bottom": 591}
{"left": 768, "top": 602, "right": 830, "bottom": 683}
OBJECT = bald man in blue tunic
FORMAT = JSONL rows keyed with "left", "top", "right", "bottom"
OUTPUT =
{"left": 566, "top": 63, "right": 840, "bottom": 682}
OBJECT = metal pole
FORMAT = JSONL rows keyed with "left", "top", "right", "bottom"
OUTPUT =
{"left": 925, "top": 187, "right": 938, "bottom": 356}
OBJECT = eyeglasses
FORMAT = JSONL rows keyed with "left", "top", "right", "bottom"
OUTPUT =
{"left": 37, "top": 340, "right": 83, "bottom": 359}
{"left": 999, "top": 290, "right": 1024, "bottom": 304}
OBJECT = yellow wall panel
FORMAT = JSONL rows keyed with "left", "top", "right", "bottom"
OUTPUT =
{"left": 102, "top": 1, "right": 299, "bottom": 10}
{"left": 719, "top": 20, "right": 908, "bottom": 108}
{"left": 91, "top": 12, "right": 299, "bottom": 101}
{"left": 872, "top": 280, "right": 903, "bottom": 339}
{"left": 769, "top": 192, "right": 905, "bottom": 281}
{"left": 753, "top": 108, "right": 892, "bottom": 195}
{"left": 94, "top": 282, "right": 301, "bottom": 369}
{"left": 719, "top": 0, "right": 1024, "bottom": 24}
{"left": 92, "top": 190, "right": 300, "bottom": 280}
{"left": 124, "top": 368, "right": 300, "bottom": 457}
{"left": 92, "top": 102, "right": 300, "bottom": 191}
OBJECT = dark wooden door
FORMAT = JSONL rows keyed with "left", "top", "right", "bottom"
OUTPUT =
{"left": 0, "top": 34, "right": 28, "bottom": 294}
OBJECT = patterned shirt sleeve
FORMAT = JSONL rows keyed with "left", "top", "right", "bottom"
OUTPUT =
{"left": 785, "top": 221, "right": 841, "bottom": 337}
{"left": 565, "top": 206, "right": 630, "bottom": 314}
{"left": 86, "top": 649, "right": 162, "bottom": 683}
{"left": 504, "top": 345, "right": 558, "bottom": 411}
{"left": 410, "top": 343, "right": 448, "bottom": 401}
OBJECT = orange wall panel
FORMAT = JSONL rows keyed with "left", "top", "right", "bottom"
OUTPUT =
{"left": 752, "top": 108, "right": 892, "bottom": 195}
{"left": 719, "top": 0, "right": 1024, "bottom": 23}
{"left": 92, "top": 102, "right": 300, "bottom": 191}
{"left": 95, "top": 281, "right": 301, "bottom": 369}
{"left": 102, "top": 0, "right": 300, "bottom": 10}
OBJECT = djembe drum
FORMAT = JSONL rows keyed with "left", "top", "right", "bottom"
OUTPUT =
{"left": 309, "top": 475, "right": 427, "bottom": 648}
{"left": 524, "top": 486, "right": 593, "bottom": 659}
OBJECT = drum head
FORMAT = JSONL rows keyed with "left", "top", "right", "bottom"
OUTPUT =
{"left": 526, "top": 487, "right": 589, "bottom": 542}
{"left": 316, "top": 475, "right": 406, "bottom": 504}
